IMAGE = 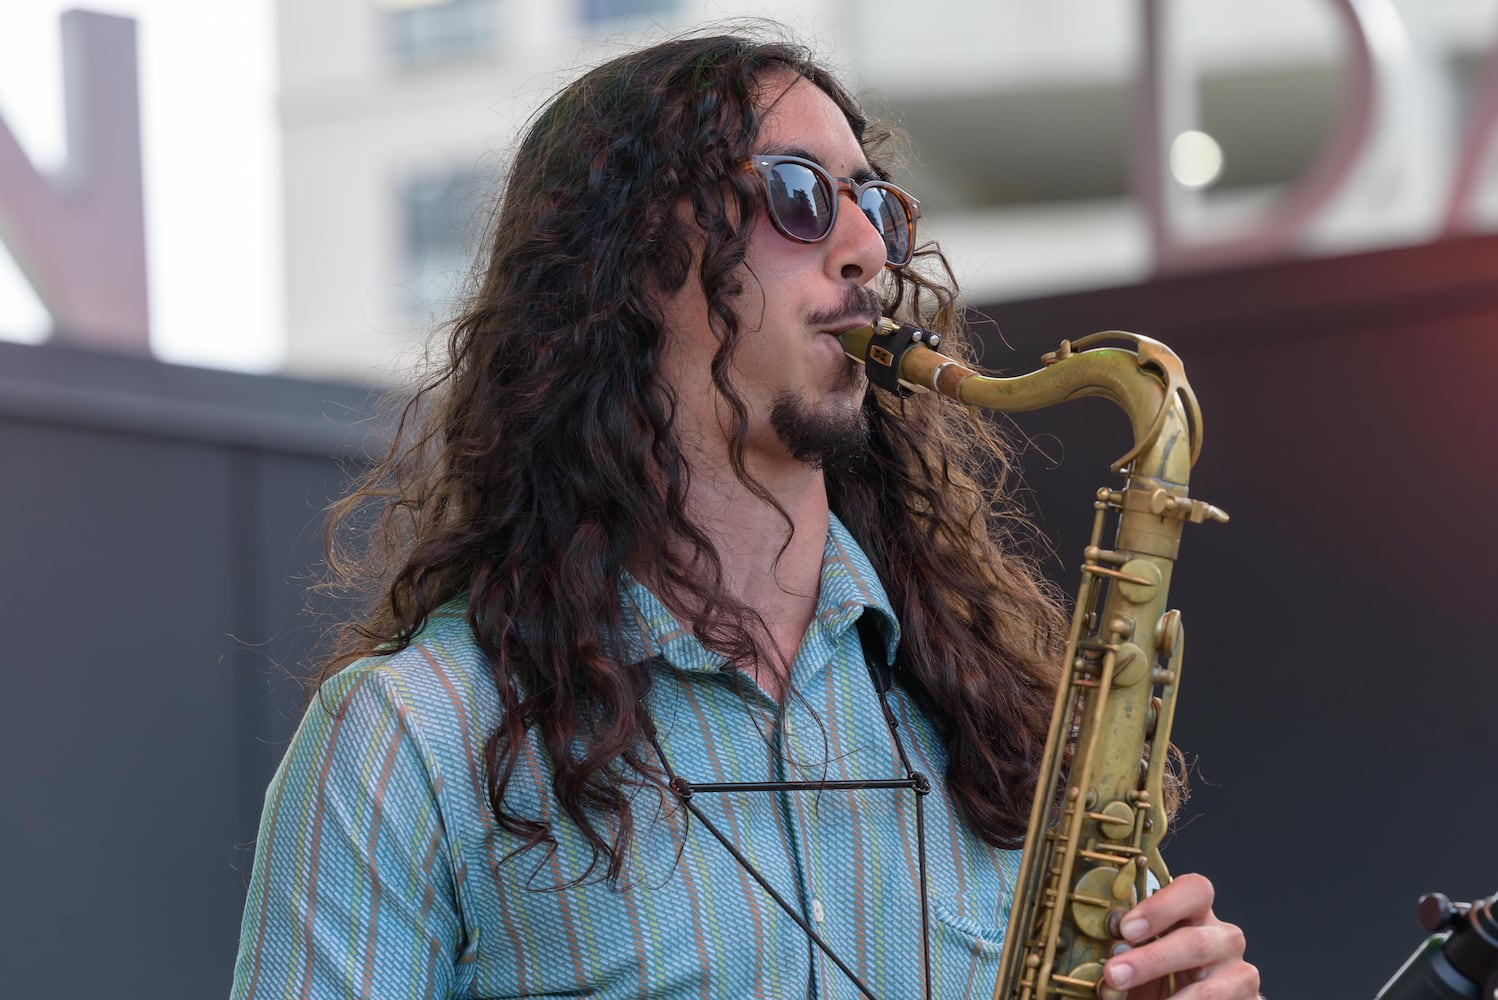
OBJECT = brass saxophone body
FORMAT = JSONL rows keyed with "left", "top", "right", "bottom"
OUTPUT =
{"left": 840, "top": 320, "right": 1227, "bottom": 1000}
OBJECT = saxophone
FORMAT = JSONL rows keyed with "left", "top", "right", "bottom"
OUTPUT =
{"left": 840, "top": 319, "right": 1228, "bottom": 1000}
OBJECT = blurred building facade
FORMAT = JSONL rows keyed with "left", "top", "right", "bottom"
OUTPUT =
{"left": 276, "top": 0, "right": 1498, "bottom": 378}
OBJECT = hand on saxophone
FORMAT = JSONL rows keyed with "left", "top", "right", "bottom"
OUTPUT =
{"left": 1101, "top": 872, "right": 1261, "bottom": 999}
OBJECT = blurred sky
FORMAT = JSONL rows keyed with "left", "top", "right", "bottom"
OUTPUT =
{"left": 0, "top": 0, "right": 283, "bottom": 371}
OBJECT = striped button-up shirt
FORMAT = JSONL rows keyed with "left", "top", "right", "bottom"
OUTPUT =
{"left": 231, "top": 515, "right": 1021, "bottom": 999}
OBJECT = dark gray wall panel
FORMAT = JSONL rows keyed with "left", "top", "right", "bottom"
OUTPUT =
{"left": 0, "top": 420, "right": 242, "bottom": 995}
{"left": 0, "top": 341, "right": 375, "bottom": 1000}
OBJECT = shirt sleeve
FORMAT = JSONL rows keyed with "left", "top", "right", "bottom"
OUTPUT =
{"left": 230, "top": 665, "right": 466, "bottom": 1000}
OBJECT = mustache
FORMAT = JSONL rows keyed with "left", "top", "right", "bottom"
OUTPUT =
{"left": 807, "top": 286, "right": 882, "bottom": 330}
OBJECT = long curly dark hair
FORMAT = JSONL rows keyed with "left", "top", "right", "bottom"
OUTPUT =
{"left": 321, "top": 30, "right": 1069, "bottom": 885}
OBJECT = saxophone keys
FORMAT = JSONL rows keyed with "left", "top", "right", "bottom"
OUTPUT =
{"left": 1147, "top": 488, "right": 1231, "bottom": 525}
{"left": 1155, "top": 609, "right": 1182, "bottom": 656}
{"left": 1110, "top": 864, "right": 1140, "bottom": 904}
{"left": 1051, "top": 962, "right": 1118, "bottom": 999}
{"left": 1115, "top": 559, "right": 1162, "bottom": 604}
{"left": 1095, "top": 800, "right": 1136, "bottom": 841}
{"left": 1111, "top": 642, "right": 1148, "bottom": 688}
{"left": 1084, "top": 545, "right": 1128, "bottom": 567}
{"left": 1071, "top": 868, "right": 1129, "bottom": 940}
{"left": 1196, "top": 500, "right": 1230, "bottom": 524}
{"left": 1147, "top": 488, "right": 1179, "bottom": 516}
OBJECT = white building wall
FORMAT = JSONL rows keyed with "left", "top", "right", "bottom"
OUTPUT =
{"left": 277, "top": 0, "right": 1498, "bottom": 380}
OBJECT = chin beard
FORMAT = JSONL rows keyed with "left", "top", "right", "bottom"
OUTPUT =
{"left": 769, "top": 364, "right": 870, "bottom": 471}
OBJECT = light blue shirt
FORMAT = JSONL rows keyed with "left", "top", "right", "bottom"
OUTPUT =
{"left": 232, "top": 515, "right": 1020, "bottom": 999}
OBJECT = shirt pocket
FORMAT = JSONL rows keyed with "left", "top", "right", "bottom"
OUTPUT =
{"left": 932, "top": 895, "right": 1005, "bottom": 949}
{"left": 929, "top": 895, "right": 1006, "bottom": 996}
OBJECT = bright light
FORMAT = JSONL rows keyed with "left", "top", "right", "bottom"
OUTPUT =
{"left": 1169, "top": 130, "right": 1225, "bottom": 189}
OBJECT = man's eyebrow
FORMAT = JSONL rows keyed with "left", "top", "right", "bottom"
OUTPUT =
{"left": 766, "top": 145, "right": 880, "bottom": 184}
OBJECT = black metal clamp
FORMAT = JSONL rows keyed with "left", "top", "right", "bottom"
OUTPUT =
{"left": 860, "top": 321, "right": 940, "bottom": 398}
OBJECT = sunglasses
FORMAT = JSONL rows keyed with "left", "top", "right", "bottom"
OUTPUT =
{"left": 746, "top": 154, "right": 922, "bottom": 267}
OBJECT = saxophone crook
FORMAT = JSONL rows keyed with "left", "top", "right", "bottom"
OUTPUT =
{"left": 840, "top": 319, "right": 1229, "bottom": 1000}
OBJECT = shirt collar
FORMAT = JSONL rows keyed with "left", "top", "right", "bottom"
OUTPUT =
{"left": 617, "top": 512, "right": 901, "bottom": 675}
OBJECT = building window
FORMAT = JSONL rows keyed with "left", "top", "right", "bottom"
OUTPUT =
{"left": 580, "top": 0, "right": 676, "bottom": 25}
{"left": 399, "top": 166, "right": 491, "bottom": 317}
{"left": 383, "top": 0, "right": 498, "bottom": 67}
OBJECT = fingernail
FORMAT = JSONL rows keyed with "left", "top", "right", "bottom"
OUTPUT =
{"left": 1121, "top": 917, "right": 1149, "bottom": 941}
{"left": 1109, "top": 962, "right": 1134, "bottom": 988}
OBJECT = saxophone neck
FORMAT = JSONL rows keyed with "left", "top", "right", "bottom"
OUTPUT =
{"left": 841, "top": 320, "right": 1206, "bottom": 477}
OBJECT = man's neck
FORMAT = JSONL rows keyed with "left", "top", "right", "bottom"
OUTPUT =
{"left": 677, "top": 449, "right": 831, "bottom": 702}
{"left": 701, "top": 458, "right": 832, "bottom": 637}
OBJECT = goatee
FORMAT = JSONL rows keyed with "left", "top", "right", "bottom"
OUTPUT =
{"left": 769, "top": 359, "right": 869, "bottom": 470}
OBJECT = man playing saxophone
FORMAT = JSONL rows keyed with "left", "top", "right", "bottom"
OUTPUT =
{"left": 231, "top": 30, "right": 1260, "bottom": 1000}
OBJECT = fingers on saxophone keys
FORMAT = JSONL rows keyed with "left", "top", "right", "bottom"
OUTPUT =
{"left": 1122, "top": 871, "right": 1217, "bottom": 939}
{"left": 1103, "top": 923, "right": 1253, "bottom": 996}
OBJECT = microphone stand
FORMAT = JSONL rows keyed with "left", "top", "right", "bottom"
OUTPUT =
{"left": 1375, "top": 892, "right": 1498, "bottom": 1000}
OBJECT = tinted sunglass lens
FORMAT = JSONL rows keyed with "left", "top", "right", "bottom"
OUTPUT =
{"left": 767, "top": 163, "right": 833, "bottom": 240}
{"left": 860, "top": 189, "right": 910, "bottom": 264}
